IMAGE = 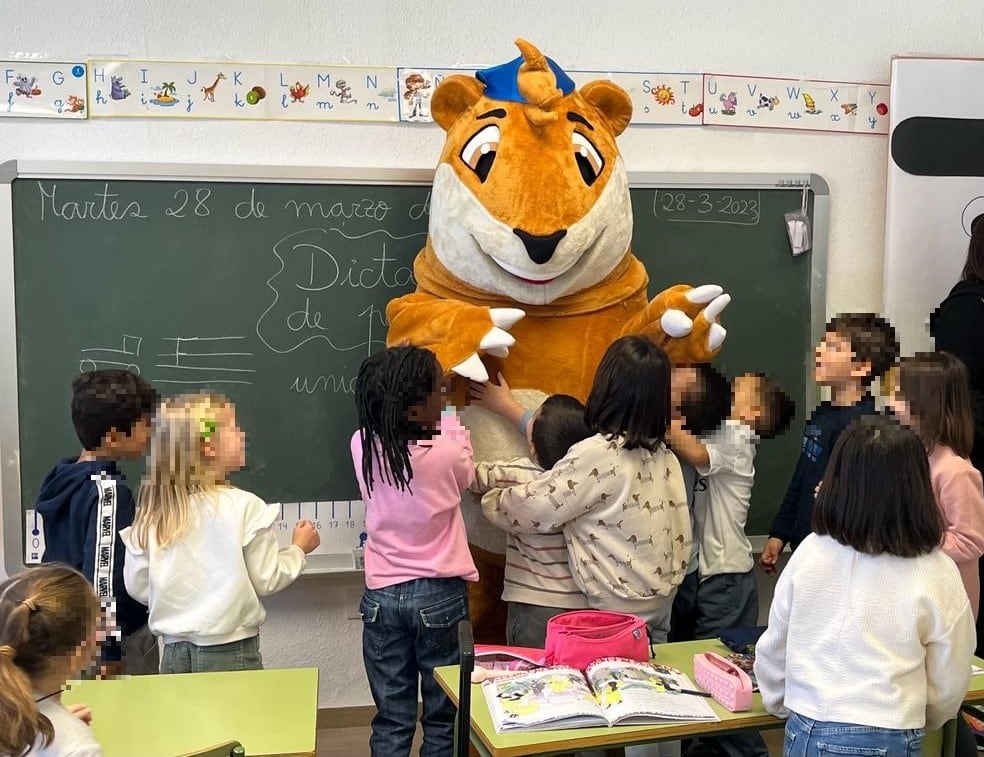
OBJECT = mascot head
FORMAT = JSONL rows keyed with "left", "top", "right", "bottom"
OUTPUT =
{"left": 429, "top": 39, "right": 634, "bottom": 306}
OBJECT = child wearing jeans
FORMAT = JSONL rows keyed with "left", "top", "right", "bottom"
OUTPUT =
{"left": 352, "top": 346, "right": 478, "bottom": 757}
{"left": 755, "top": 415, "right": 974, "bottom": 754}
{"left": 470, "top": 393, "right": 593, "bottom": 648}
{"left": 121, "top": 393, "right": 320, "bottom": 673}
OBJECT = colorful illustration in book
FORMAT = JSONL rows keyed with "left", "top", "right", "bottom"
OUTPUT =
{"left": 688, "top": 102, "right": 704, "bottom": 118}
{"left": 599, "top": 680, "right": 623, "bottom": 708}
{"left": 841, "top": 102, "right": 858, "bottom": 115}
{"left": 110, "top": 75, "right": 131, "bottom": 100}
{"left": 151, "top": 81, "right": 179, "bottom": 107}
{"left": 652, "top": 84, "right": 675, "bottom": 106}
{"left": 331, "top": 79, "right": 358, "bottom": 104}
{"left": 720, "top": 91, "right": 738, "bottom": 115}
{"left": 66, "top": 95, "right": 85, "bottom": 113}
{"left": 757, "top": 94, "right": 780, "bottom": 111}
{"left": 246, "top": 85, "right": 267, "bottom": 105}
{"left": 13, "top": 75, "right": 40, "bottom": 97}
{"left": 201, "top": 72, "right": 226, "bottom": 102}
{"left": 289, "top": 81, "right": 310, "bottom": 103}
{"left": 496, "top": 679, "right": 540, "bottom": 718}
{"left": 802, "top": 93, "right": 822, "bottom": 114}
{"left": 403, "top": 72, "right": 432, "bottom": 120}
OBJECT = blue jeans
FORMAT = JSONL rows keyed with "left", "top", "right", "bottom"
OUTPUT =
{"left": 784, "top": 711, "right": 925, "bottom": 756}
{"left": 361, "top": 577, "right": 468, "bottom": 757}
{"left": 160, "top": 635, "right": 262, "bottom": 673}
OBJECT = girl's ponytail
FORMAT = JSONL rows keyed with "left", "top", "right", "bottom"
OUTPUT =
{"left": 0, "top": 601, "right": 54, "bottom": 756}
{"left": 0, "top": 566, "right": 99, "bottom": 757}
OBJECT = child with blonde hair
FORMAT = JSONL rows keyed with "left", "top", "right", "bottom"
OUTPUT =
{"left": 0, "top": 565, "right": 104, "bottom": 757}
{"left": 121, "top": 393, "right": 319, "bottom": 673}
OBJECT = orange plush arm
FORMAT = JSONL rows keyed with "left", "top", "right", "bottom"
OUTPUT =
{"left": 386, "top": 293, "right": 524, "bottom": 380}
{"left": 621, "top": 284, "right": 730, "bottom": 364}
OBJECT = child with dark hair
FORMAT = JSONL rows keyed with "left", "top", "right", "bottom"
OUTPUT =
{"left": 668, "top": 367, "right": 794, "bottom": 757}
{"left": 760, "top": 313, "right": 899, "bottom": 572}
{"left": 34, "top": 369, "right": 158, "bottom": 675}
{"left": 0, "top": 565, "right": 105, "bottom": 757}
{"left": 889, "top": 352, "right": 984, "bottom": 618}
{"left": 350, "top": 345, "right": 478, "bottom": 757}
{"left": 470, "top": 394, "right": 593, "bottom": 647}
{"left": 755, "top": 415, "right": 974, "bottom": 753}
{"left": 473, "top": 336, "right": 691, "bottom": 641}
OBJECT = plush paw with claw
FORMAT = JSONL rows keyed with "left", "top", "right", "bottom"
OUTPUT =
{"left": 386, "top": 294, "right": 525, "bottom": 382}
{"left": 451, "top": 307, "right": 524, "bottom": 381}
{"left": 631, "top": 284, "right": 731, "bottom": 363}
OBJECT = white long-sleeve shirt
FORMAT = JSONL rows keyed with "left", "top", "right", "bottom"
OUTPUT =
{"left": 754, "top": 533, "right": 974, "bottom": 731}
{"left": 121, "top": 486, "right": 306, "bottom": 646}
{"left": 480, "top": 433, "right": 691, "bottom": 613}
{"left": 694, "top": 420, "right": 756, "bottom": 579}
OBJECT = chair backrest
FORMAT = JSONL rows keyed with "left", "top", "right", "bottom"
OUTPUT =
{"left": 179, "top": 740, "right": 244, "bottom": 757}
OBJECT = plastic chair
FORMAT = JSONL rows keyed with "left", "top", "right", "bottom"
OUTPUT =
{"left": 454, "top": 620, "right": 475, "bottom": 757}
{"left": 178, "top": 741, "right": 244, "bottom": 757}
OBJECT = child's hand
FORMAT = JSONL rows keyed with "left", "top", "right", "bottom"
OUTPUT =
{"left": 759, "top": 537, "right": 784, "bottom": 575}
{"left": 292, "top": 520, "right": 321, "bottom": 554}
{"left": 67, "top": 703, "right": 93, "bottom": 726}
{"left": 470, "top": 373, "right": 523, "bottom": 419}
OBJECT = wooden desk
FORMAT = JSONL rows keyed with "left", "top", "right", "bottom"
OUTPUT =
{"left": 436, "top": 640, "right": 984, "bottom": 757}
{"left": 62, "top": 667, "right": 318, "bottom": 757}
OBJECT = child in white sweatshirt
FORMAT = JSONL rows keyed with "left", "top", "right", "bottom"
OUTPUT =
{"left": 755, "top": 414, "right": 974, "bottom": 753}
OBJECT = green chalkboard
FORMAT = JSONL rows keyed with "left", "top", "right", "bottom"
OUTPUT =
{"left": 4, "top": 165, "right": 825, "bottom": 569}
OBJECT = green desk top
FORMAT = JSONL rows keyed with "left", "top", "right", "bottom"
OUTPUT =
{"left": 61, "top": 667, "right": 318, "bottom": 757}
{"left": 436, "top": 640, "right": 984, "bottom": 757}
{"left": 436, "top": 640, "right": 780, "bottom": 757}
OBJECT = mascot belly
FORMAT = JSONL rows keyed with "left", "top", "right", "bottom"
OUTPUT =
{"left": 387, "top": 40, "right": 730, "bottom": 643}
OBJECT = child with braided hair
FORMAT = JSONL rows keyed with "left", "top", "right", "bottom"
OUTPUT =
{"left": 351, "top": 345, "right": 477, "bottom": 757}
{"left": 0, "top": 565, "right": 104, "bottom": 757}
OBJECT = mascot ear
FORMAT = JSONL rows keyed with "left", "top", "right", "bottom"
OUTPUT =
{"left": 580, "top": 80, "right": 633, "bottom": 137}
{"left": 432, "top": 76, "right": 486, "bottom": 132}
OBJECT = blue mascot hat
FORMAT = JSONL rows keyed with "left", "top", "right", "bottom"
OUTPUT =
{"left": 477, "top": 54, "right": 576, "bottom": 104}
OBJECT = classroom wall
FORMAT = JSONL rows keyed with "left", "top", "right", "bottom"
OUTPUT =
{"left": 3, "top": 0, "right": 983, "bottom": 709}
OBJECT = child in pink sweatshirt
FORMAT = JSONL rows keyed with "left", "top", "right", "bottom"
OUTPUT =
{"left": 890, "top": 352, "right": 984, "bottom": 617}
{"left": 351, "top": 346, "right": 478, "bottom": 757}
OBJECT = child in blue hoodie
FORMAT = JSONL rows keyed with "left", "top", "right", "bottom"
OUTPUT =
{"left": 35, "top": 369, "right": 158, "bottom": 674}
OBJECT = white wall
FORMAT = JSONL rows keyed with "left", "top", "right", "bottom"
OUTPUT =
{"left": 3, "top": 0, "right": 983, "bottom": 708}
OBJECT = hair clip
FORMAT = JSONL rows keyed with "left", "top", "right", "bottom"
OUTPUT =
{"left": 200, "top": 418, "right": 217, "bottom": 440}
{"left": 20, "top": 598, "right": 38, "bottom": 612}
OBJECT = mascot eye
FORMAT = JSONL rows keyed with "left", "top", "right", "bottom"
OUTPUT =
{"left": 572, "top": 132, "right": 605, "bottom": 186}
{"left": 461, "top": 125, "right": 500, "bottom": 183}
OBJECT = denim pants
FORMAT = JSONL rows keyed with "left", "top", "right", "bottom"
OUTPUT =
{"left": 361, "top": 577, "right": 469, "bottom": 757}
{"left": 784, "top": 711, "right": 925, "bottom": 756}
{"left": 160, "top": 635, "right": 262, "bottom": 673}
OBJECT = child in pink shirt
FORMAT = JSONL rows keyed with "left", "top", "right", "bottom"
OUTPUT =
{"left": 890, "top": 351, "right": 984, "bottom": 618}
{"left": 350, "top": 345, "right": 478, "bottom": 757}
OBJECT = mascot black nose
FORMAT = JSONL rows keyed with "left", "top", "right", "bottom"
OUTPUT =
{"left": 513, "top": 228, "right": 567, "bottom": 265}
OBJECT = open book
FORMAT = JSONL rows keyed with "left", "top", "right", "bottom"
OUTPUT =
{"left": 482, "top": 657, "right": 719, "bottom": 732}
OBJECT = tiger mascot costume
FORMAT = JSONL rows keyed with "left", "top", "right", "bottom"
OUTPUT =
{"left": 386, "top": 39, "right": 730, "bottom": 643}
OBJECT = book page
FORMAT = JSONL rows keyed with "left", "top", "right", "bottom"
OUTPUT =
{"left": 482, "top": 666, "right": 606, "bottom": 732}
{"left": 585, "top": 658, "right": 719, "bottom": 724}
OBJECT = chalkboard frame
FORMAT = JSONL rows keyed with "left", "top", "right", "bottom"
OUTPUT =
{"left": 0, "top": 161, "right": 829, "bottom": 577}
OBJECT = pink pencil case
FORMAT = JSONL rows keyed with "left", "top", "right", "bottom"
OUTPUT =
{"left": 693, "top": 651, "right": 754, "bottom": 712}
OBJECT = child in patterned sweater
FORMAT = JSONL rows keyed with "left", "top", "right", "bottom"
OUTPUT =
{"left": 473, "top": 336, "right": 692, "bottom": 642}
